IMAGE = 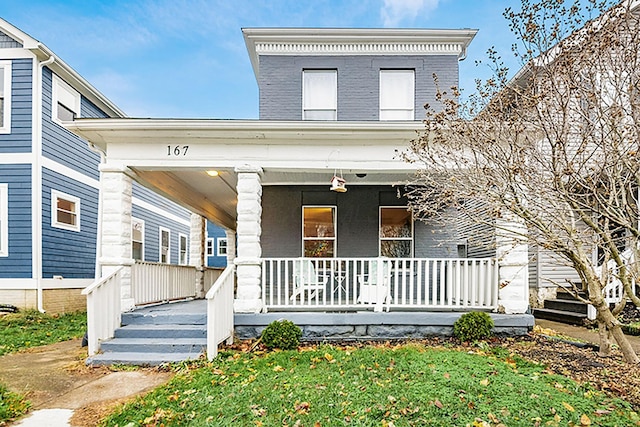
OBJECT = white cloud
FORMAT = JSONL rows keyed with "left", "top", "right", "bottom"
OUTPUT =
{"left": 381, "top": 0, "right": 440, "bottom": 27}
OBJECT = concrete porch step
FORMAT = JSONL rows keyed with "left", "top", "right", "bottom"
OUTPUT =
{"left": 543, "top": 298, "right": 588, "bottom": 314}
{"left": 87, "top": 351, "right": 203, "bottom": 366}
{"left": 533, "top": 307, "right": 588, "bottom": 326}
{"left": 121, "top": 311, "right": 206, "bottom": 326}
{"left": 100, "top": 337, "right": 207, "bottom": 354}
{"left": 114, "top": 324, "right": 206, "bottom": 339}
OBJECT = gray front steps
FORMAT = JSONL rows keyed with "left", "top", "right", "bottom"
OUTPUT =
{"left": 87, "top": 300, "right": 208, "bottom": 366}
{"left": 533, "top": 288, "right": 589, "bottom": 325}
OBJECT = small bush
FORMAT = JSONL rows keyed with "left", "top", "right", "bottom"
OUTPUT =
{"left": 453, "top": 311, "right": 494, "bottom": 342}
{"left": 261, "top": 319, "right": 302, "bottom": 350}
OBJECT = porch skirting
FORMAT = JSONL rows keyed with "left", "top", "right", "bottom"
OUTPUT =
{"left": 234, "top": 312, "right": 535, "bottom": 341}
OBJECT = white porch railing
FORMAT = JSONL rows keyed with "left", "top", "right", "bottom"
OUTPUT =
{"left": 206, "top": 265, "right": 235, "bottom": 360}
{"left": 262, "top": 258, "right": 498, "bottom": 312}
{"left": 82, "top": 267, "right": 123, "bottom": 356}
{"left": 131, "top": 261, "right": 197, "bottom": 305}
{"left": 588, "top": 251, "right": 637, "bottom": 320}
{"left": 203, "top": 267, "right": 224, "bottom": 294}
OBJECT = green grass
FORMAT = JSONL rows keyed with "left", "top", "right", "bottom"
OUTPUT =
{"left": 0, "top": 383, "right": 30, "bottom": 426}
{"left": 102, "top": 344, "right": 639, "bottom": 427}
{"left": 0, "top": 310, "right": 87, "bottom": 356}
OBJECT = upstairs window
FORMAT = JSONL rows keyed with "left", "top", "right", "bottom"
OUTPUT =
{"left": 160, "top": 227, "right": 170, "bottom": 263}
{"left": 51, "top": 190, "right": 80, "bottom": 232}
{"left": 132, "top": 218, "right": 144, "bottom": 261}
{"left": 52, "top": 74, "right": 80, "bottom": 124}
{"left": 0, "top": 62, "right": 11, "bottom": 133}
{"left": 179, "top": 234, "right": 188, "bottom": 265}
{"left": 380, "top": 70, "right": 415, "bottom": 120}
{"left": 303, "top": 70, "right": 337, "bottom": 120}
{"left": 0, "top": 184, "right": 7, "bottom": 257}
{"left": 303, "top": 206, "right": 336, "bottom": 257}
{"left": 379, "top": 207, "right": 413, "bottom": 257}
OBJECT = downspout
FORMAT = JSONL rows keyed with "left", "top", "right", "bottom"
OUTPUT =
{"left": 34, "top": 54, "right": 56, "bottom": 313}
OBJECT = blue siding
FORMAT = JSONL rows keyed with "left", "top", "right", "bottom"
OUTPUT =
{"left": 133, "top": 182, "right": 192, "bottom": 218}
{"left": 41, "top": 68, "right": 101, "bottom": 180}
{"left": 41, "top": 168, "right": 98, "bottom": 278}
{"left": 132, "top": 204, "right": 190, "bottom": 264}
{"left": 0, "top": 164, "right": 32, "bottom": 278}
{"left": 258, "top": 55, "right": 458, "bottom": 121}
{"left": 0, "top": 58, "right": 33, "bottom": 153}
{"left": 206, "top": 221, "right": 228, "bottom": 267}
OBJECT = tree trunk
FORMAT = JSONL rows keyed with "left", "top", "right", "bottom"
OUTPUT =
{"left": 597, "top": 320, "right": 612, "bottom": 356}
{"left": 596, "top": 304, "right": 639, "bottom": 364}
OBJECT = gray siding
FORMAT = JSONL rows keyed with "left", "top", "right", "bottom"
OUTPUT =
{"left": 414, "top": 207, "right": 460, "bottom": 258}
{"left": 258, "top": 55, "right": 458, "bottom": 120}
{"left": 41, "top": 68, "right": 101, "bottom": 180}
{"left": 132, "top": 204, "right": 190, "bottom": 264}
{"left": 0, "top": 31, "right": 21, "bottom": 48}
{"left": 0, "top": 58, "right": 33, "bottom": 153}
{"left": 456, "top": 200, "right": 495, "bottom": 258}
{"left": 0, "top": 164, "right": 32, "bottom": 278}
{"left": 529, "top": 245, "right": 581, "bottom": 288}
{"left": 41, "top": 168, "right": 98, "bottom": 278}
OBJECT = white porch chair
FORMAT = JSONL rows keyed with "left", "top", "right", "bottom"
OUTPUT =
{"left": 357, "top": 259, "right": 392, "bottom": 312}
{"left": 291, "top": 259, "right": 328, "bottom": 301}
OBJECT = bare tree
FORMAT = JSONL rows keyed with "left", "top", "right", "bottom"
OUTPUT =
{"left": 406, "top": 0, "right": 640, "bottom": 363}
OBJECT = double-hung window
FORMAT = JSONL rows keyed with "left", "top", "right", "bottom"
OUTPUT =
{"left": 0, "top": 184, "right": 7, "bottom": 256}
{"left": 52, "top": 74, "right": 80, "bottom": 124}
{"left": 132, "top": 218, "right": 144, "bottom": 261}
{"left": 0, "top": 61, "right": 11, "bottom": 133}
{"left": 51, "top": 190, "right": 80, "bottom": 231}
{"left": 379, "top": 69, "right": 415, "bottom": 120}
{"left": 303, "top": 206, "right": 336, "bottom": 257}
{"left": 379, "top": 207, "right": 413, "bottom": 257}
{"left": 206, "top": 238, "right": 214, "bottom": 256}
{"left": 179, "top": 234, "right": 188, "bottom": 265}
{"left": 217, "top": 237, "right": 228, "bottom": 256}
{"left": 160, "top": 227, "right": 170, "bottom": 263}
{"left": 303, "top": 70, "right": 337, "bottom": 120}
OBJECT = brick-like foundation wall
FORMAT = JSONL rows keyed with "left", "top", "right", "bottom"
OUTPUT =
{"left": 0, "top": 289, "right": 86, "bottom": 314}
{"left": 0, "top": 290, "right": 37, "bottom": 310}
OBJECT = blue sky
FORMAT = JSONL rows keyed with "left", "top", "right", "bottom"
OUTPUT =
{"left": 0, "top": 0, "right": 524, "bottom": 118}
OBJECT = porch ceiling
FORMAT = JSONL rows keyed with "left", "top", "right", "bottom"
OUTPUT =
{"left": 64, "top": 119, "right": 424, "bottom": 230}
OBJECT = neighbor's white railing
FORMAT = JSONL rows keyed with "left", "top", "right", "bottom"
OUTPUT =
{"left": 82, "top": 267, "right": 123, "bottom": 356}
{"left": 203, "top": 267, "right": 224, "bottom": 294}
{"left": 206, "top": 265, "right": 235, "bottom": 360}
{"left": 261, "top": 257, "right": 498, "bottom": 312}
{"left": 131, "top": 261, "right": 197, "bottom": 305}
{"left": 588, "top": 250, "right": 637, "bottom": 320}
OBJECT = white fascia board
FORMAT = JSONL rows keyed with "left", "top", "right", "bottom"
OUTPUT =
{"left": 243, "top": 27, "right": 478, "bottom": 79}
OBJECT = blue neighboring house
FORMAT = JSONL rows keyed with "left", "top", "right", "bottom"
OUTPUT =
{"left": 206, "top": 220, "right": 228, "bottom": 268}
{"left": 0, "top": 18, "right": 224, "bottom": 313}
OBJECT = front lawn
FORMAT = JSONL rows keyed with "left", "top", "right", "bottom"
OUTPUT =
{"left": 103, "top": 343, "right": 639, "bottom": 426}
{"left": 0, "top": 310, "right": 87, "bottom": 356}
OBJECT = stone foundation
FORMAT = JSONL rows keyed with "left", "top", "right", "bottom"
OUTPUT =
{"left": 529, "top": 286, "right": 558, "bottom": 308}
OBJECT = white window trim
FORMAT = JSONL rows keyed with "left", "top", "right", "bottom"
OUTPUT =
{"left": 217, "top": 237, "right": 228, "bottom": 257}
{"left": 51, "top": 189, "right": 81, "bottom": 232}
{"left": 379, "top": 206, "right": 414, "bottom": 257}
{"left": 302, "top": 205, "right": 337, "bottom": 257}
{"left": 302, "top": 69, "right": 337, "bottom": 120}
{"left": 0, "top": 184, "right": 7, "bottom": 256}
{"left": 206, "top": 237, "right": 214, "bottom": 256}
{"left": 178, "top": 233, "right": 188, "bottom": 265}
{"left": 132, "top": 217, "right": 145, "bottom": 261}
{"left": 379, "top": 69, "right": 415, "bottom": 121}
{"left": 0, "top": 61, "right": 12, "bottom": 134}
{"left": 52, "top": 74, "right": 81, "bottom": 125}
{"left": 159, "top": 227, "right": 170, "bottom": 264}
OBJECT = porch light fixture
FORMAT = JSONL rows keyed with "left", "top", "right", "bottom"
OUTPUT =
{"left": 330, "top": 173, "right": 347, "bottom": 192}
{"left": 206, "top": 170, "right": 219, "bottom": 177}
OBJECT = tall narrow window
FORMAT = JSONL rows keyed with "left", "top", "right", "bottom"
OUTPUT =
{"left": 379, "top": 70, "right": 415, "bottom": 120}
{"left": 206, "top": 238, "right": 214, "bottom": 256}
{"left": 0, "top": 184, "right": 7, "bottom": 257}
{"left": 51, "top": 190, "right": 80, "bottom": 231}
{"left": 179, "top": 234, "right": 188, "bottom": 265}
{"left": 217, "top": 237, "right": 228, "bottom": 256}
{"left": 303, "top": 206, "right": 336, "bottom": 257}
{"left": 160, "top": 227, "right": 170, "bottom": 263}
{"left": 379, "top": 207, "right": 413, "bottom": 257}
{"left": 132, "top": 218, "right": 144, "bottom": 261}
{"left": 0, "top": 62, "right": 11, "bottom": 133}
{"left": 303, "top": 70, "right": 337, "bottom": 120}
{"left": 52, "top": 74, "right": 80, "bottom": 124}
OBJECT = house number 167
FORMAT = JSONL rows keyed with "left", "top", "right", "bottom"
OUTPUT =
{"left": 167, "top": 145, "right": 189, "bottom": 156}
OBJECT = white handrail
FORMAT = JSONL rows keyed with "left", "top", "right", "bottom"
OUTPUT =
{"left": 206, "top": 265, "right": 235, "bottom": 360}
{"left": 82, "top": 267, "right": 123, "bottom": 356}
{"left": 131, "top": 261, "right": 197, "bottom": 305}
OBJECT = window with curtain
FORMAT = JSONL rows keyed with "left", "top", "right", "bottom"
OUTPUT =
{"left": 303, "top": 70, "right": 337, "bottom": 120}
{"left": 379, "top": 69, "right": 415, "bottom": 120}
{"left": 160, "top": 228, "right": 170, "bottom": 263}
{"left": 303, "top": 206, "right": 336, "bottom": 257}
{"left": 379, "top": 207, "right": 413, "bottom": 257}
{"left": 132, "top": 218, "right": 144, "bottom": 261}
{"left": 179, "top": 234, "right": 188, "bottom": 265}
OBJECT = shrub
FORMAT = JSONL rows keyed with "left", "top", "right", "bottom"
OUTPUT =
{"left": 453, "top": 311, "right": 494, "bottom": 342}
{"left": 261, "top": 319, "right": 302, "bottom": 350}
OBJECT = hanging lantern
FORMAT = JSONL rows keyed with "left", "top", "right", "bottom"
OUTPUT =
{"left": 330, "top": 175, "right": 347, "bottom": 192}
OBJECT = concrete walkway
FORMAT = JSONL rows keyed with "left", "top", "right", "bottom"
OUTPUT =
{"left": 536, "top": 318, "right": 640, "bottom": 353}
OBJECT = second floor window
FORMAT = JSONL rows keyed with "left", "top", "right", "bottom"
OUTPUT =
{"left": 0, "top": 62, "right": 11, "bottom": 133}
{"left": 52, "top": 74, "right": 80, "bottom": 124}
{"left": 303, "top": 70, "right": 337, "bottom": 120}
{"left": 380, "top": 69, "right": 415, "bottom": 120}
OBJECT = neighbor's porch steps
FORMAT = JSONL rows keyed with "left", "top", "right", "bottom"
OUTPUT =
{"left": 533, "top": 289, "right": 589, "bottom": 325}
{"left": 86, "top": 300, "right": 207, "bottom": 366}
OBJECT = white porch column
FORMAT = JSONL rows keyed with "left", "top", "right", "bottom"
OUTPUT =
{"left": 189, "top": 214, "right": 206, "bottom": 298}
{"left": 99, "top": 164, "right": 135, "bottom": 311}
{"left": 233, "top": 165, "right": 263, "bottom": 313}
{"left": 496, "top": 212, "right": 529, "bottom": 314}
{"left": 225, "top": 229, "right": 236, "bottom": 268}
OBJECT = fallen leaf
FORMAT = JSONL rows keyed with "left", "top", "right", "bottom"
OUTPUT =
{"left": 434, "top": 399, "right": 444, "bottom": 409}
{"left": 273, "top": 365, "right": 284, "bottom": 372}
{"left": 563, "top": 402, "right": 575, "bottom": 412}
{"left": 580, "top": 414, "right": 591, "bottom": 425}
{"left": 480, "top": 378, "right": 490, "bottom": 386}
{"left": 443, "top": 372, "right": 450, "bottom": 379}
